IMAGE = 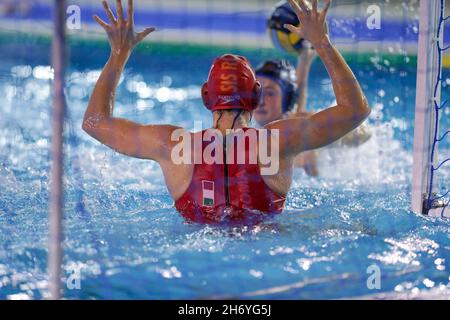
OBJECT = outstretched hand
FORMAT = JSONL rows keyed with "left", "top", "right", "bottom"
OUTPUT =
{"left": 284, "top": 0, "right": 331, "bottom": 47}
{"left": 94, "top": 0, "right": 155, "bottom": 60}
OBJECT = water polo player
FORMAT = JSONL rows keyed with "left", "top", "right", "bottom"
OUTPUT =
{"left": 82, "top": 0, "right": 370, "bottom": 223}
{"left": 254, "top": 0, "right": 372, "bottom": 176}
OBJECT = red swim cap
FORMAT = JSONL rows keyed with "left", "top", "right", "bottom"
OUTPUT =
{"left": 201, "top": 54, "right": 262, "bottom": 112}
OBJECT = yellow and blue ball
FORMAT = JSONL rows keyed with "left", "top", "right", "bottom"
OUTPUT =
{"left": 267, "top": 0, "right": 328, "bottom": 54}
{"left": 268, "top": 1, "right": 305, "bottom": 54}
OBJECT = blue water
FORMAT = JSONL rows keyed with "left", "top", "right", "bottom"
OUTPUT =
{"left": 0, "top": 37, "right": 449, "bottom": 299}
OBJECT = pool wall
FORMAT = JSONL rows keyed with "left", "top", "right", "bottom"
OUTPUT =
{"left": 0, "top": 0, "right": 449, "bottom": 67}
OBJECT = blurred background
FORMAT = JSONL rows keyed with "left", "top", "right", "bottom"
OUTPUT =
{"left": 0, "top": 0, "right": 448, "bottom": 53}
{"left": 0, "top": 0, "right": 449, "bottom": 300}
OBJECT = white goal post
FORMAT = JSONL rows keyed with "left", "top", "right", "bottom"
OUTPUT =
{"left": 411, "top": 0, "right": 448, "bottom": 217}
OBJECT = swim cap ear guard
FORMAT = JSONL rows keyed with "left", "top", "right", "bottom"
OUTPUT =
{"left": 253, "top": 81, "right": 263, "bottom": 108}
{"left": 201, "top": 82, "right": 210, "bottom": 109}
{"left": 202, "top": 54, "right": 262, "bottom": 112}
{"left": 255, "top": 59, "right": 299, "bottom": 113}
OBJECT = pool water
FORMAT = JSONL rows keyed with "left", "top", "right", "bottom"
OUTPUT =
{"left": 0, "top": 35, "right": 449, "bottom": 299}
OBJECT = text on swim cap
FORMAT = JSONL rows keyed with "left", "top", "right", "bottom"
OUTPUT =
{"left": 220, "top": 61, "right": 239, "bottom": 93}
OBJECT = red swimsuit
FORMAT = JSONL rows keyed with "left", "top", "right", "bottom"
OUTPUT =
{"left": 175, "top": 128, "right": 286, "bottom": 223}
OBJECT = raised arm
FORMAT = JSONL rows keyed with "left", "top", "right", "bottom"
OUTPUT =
{"left": 82, "top": 0, "right": 180, "bottom": 161}
{"left": 269, "top": 0, "right": 370, "bottom": 156}
{"left": 294, "top": 47, "right": 316, "bottom": 114}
